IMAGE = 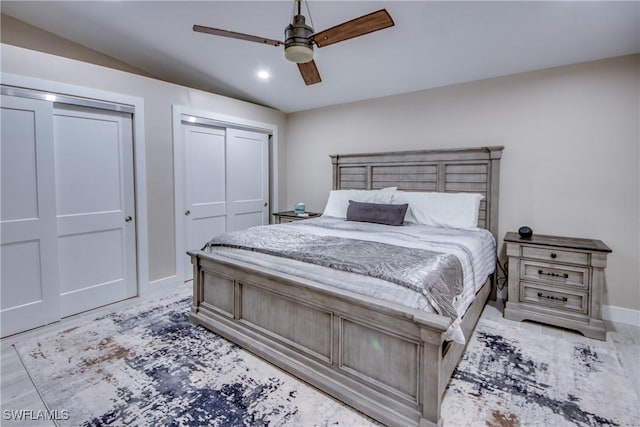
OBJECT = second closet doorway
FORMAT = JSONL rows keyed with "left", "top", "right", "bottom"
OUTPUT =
{"left": 176, "top": 112, "right": 272, "bottom": 282}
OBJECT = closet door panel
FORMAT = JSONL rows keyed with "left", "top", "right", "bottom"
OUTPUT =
{"left": 183, "top": 124, "right": 227, "bottom": 280}
{"left": 2, "top": 241, "right": 44, "bottom": 308}
{"left": 1, "top": 96, "right": 60, "bottom": 337}
{"left": 53, "top": 105, "right": 137, "bottom": 317}
{"left": 58, "top": 229, "right": 125, "bottom": 294}
{"left": 226, "top": 129, "right": 269, "bottom": 232}
{"left": 1, "top": 108, "right": 39, "bottom": 221}
{"left": 54, "top": 114, "right": 122, "bottom": 215}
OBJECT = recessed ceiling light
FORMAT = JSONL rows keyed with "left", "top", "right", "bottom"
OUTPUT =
{"left": 257, "top": 70, "right": 270, "bottom": 80}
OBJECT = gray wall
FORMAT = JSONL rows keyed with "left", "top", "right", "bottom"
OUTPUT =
{"left": 1, "top": 44, "right": 287, "bottom": 284}
{"left": 286, "top": 55, "right": 640, "bottom": 312}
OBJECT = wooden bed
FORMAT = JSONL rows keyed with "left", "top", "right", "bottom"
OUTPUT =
{"left": 188, "top": 146, "right": 504, "bottom": 427}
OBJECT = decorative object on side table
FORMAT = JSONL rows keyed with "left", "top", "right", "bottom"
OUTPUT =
{"left": 272, "top": 210, "right": 321, "bottom": 224}
{"left": 294, "top": 202, "right": 305, "bottom": 215}
{"left": 503, "top": 232, "right": 611, "bottom": 340}
{"left": 518, "top": 225, "right": 533, "bottom": 238}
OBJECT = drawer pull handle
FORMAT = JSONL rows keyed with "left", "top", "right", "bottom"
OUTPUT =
{"left": 537, "top": 292, "right": 568, "bottom": 302}
{"left": 538, "top": 269, "right": 569, "bottom": 279}
{"left": 550, "top": 253, "right": 557, "bottom": 259}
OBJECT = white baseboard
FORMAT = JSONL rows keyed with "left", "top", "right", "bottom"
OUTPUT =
{"left": 602, "top": 305, "right": 640, "bottom": 328}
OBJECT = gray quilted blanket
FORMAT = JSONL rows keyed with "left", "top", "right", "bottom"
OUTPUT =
{"left": 203, "top": 225, "right": 463, "bottom": 319}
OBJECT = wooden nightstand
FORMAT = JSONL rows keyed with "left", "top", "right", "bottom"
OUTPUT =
{"left": 503, "top": 232, "right": 611, "bottom": 340}
{"left": 272, "top": 211, "right": 321, "bottom": 224}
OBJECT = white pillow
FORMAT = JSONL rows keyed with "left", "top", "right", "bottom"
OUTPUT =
{"left": 391, "top": 191, "right": 484, "bottom": 229}
{"left": 322, "top": 187, "right": 396, "bottom": 218}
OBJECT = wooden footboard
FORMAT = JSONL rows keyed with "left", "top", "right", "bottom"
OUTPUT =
{"left": 188, "top": 251, "right": 491, "bottom": 427}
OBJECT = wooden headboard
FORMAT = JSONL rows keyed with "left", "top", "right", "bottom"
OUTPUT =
{"left": 330, "top": 146, "right": 504, "bottom": 241}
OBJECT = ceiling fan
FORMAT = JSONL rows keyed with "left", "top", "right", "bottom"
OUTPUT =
{"left": 193, "top": 0, "right": 394, "bottom": 85}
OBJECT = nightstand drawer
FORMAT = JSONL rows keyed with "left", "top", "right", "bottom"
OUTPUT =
{"left": 520, "top": 260, "right": 588, "bottom": 289}
{"left": 278, "top": 217, "right": 298, "bottom": 224}
{"left": 520, "top": 283, "right": 588, "bottom": 314}
{"left": 521, "top": 246, "right": 589, "bottom": 266}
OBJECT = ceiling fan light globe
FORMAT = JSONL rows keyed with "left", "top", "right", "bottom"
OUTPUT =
{"left": 284, "top": 45, "right": 314, "bottom": 63}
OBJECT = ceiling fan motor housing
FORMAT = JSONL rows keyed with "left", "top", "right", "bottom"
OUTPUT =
{"left": 284, "top": 14, "right": 314, "bottom": 63}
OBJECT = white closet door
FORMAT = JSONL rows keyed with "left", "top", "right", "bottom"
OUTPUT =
{"left": 226, "top": 129, "right": 269, "bottom": 232}
{"left": 1, "top": 96, "right": 60, "bottom": 337}
{"left": 183, "top": 124, "right": 227, "bottom": 280}
{"left": 53, "top": 105, "right": 137, "bottom": 316}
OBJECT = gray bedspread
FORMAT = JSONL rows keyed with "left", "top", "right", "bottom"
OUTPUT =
{"left": 203, "top": 225, "right": 463, "bottom": 319}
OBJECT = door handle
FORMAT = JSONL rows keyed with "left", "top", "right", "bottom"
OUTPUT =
{"left": 125, "top": 216, "right": 133, "bottom": 222}
{"left": 185, "top": 210, "right": 191, "bottom": 216}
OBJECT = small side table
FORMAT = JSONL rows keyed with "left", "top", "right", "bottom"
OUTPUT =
{"left": 503, "top": 232, "right": 611, "bottom": 340}
{"left": 272, "top": 211, "right": 321, "bottom": 224}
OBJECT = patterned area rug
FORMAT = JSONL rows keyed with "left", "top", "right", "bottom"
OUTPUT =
{"left": 444, "top": 319, "right": 638, "bottom": 426}
{"left": 14, "top": 289, "right": 638, "bottom": 426}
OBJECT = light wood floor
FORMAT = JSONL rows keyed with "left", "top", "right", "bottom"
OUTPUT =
{"left": 2, "top": 284, "right": 639, "bottom": 426}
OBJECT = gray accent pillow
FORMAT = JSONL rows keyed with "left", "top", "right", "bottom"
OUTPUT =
{"left": 346, "top": 200, "right": 408, "bottom": 226}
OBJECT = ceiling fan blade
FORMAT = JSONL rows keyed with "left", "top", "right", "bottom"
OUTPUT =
{"left": 297, "top": 60, "right": 322, "bottom": 85}
{"left": 313, "top": 9, "right": 394, "bottom": 48}
{"left": 193, "top": 25, "right": 282, "bottom": 47}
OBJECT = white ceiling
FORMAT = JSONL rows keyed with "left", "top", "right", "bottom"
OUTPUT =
{"left": 2, "top": 1, "right": 638, "bottom": 113}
